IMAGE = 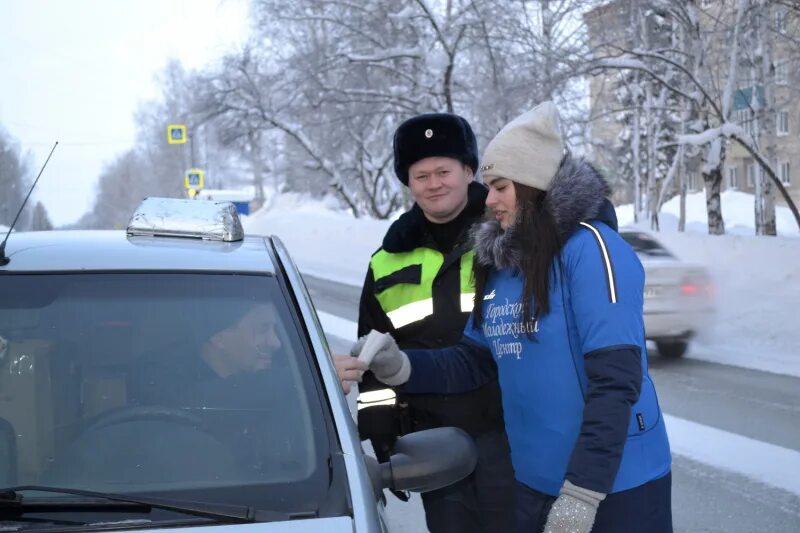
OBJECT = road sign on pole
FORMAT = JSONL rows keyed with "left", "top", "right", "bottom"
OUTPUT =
{"left": 167, "top": 124, "right": 187, "bottom": 144}
{"left": 184, "top": 168, "right": 205, "bottom": 190}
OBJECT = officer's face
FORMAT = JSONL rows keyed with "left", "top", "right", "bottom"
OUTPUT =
{"left": 408, "top": 157, "right": 473, "bottom": 224}
{"left": 485, "top": 176, "right": 517, "bottom": 230}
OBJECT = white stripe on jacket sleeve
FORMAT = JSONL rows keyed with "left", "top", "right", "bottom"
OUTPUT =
{"left": 579, "top": 222, "right": 617, "bottom": 304}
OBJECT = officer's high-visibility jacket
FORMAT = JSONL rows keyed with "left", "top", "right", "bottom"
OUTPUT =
{"left": 357, "top": 182, "right": 505, "bottom": 437}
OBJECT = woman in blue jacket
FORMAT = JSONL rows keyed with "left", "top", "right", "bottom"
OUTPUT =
{"left": 341, "top": 101, "right": 672, "bottom": 533}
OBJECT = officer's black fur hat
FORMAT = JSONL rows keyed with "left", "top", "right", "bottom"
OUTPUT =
{"left": 393, "top": 113, "right": 479, "bottom": 185}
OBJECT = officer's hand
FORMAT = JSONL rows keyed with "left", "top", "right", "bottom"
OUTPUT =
{"left": 333, "top": 354, "right": 368, "bottom": 395}
{"left": 543, "top": 480, "right": 606, "bottom": 533}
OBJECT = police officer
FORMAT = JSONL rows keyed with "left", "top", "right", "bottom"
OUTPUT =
{"left": 351, "top": 113, "right": 516, "bottom": 533}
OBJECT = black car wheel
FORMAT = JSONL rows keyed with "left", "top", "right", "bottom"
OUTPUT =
{"left": 656, "top": 340, "right": 689, "bottom": 359}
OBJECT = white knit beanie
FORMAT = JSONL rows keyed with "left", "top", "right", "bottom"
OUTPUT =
{"left": 480, "top": 101, "right": 565, "bottom": 190}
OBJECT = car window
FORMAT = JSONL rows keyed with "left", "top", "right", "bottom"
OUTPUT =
{"left": 620, "top": 232, "right": 675, "bottom": 258}
{"left": 0, "top": 272, "right": 342, "bottom": 516}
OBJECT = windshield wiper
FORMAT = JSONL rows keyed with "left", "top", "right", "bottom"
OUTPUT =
{"left": 0, "top": 485, "right": 269, "bottom": 524}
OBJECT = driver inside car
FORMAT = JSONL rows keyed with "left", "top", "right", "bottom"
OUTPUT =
{"left": 200, "top": 301, "right": 283, "bottom": 379}
{"left": 42, "top": 301, "right": 293, "bottom": 488}
{"left": 121, "top": 301, "right": 292, "bottom": 475}
{"left": 128, "top": 300, "right": 285, "bottom": 408}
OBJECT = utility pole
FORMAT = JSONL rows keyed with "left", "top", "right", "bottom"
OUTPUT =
{"left": 188, "top": 131, "right": 196, "bottom": 169}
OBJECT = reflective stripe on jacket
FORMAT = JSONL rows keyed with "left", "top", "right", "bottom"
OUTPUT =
{"left": 371, "top": 248, "right": 475, "bottom": 329}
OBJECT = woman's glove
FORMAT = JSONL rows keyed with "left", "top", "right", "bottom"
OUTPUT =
{"left": 349, "top": 331, "right": 411, "bottom": 386}
{"left": 543, "top": 480, "right": 606, "bottom": 533}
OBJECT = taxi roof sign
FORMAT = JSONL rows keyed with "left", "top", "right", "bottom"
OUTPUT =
{"left": 167, "top": 124, "right": 187, "bottom": 144}
{"left": 127, "top": 197, "right": 244, "bottom": 242}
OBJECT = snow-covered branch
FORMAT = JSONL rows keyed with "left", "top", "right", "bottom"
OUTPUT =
{"left": 590, "top": 56, "right": 699, "bottom": 104}
{"left": 675, "top": 122, "right": 800, "bottom": 229}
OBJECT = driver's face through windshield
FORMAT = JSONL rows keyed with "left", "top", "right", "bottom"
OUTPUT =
{"left": 0, "top": 273, "right": 330, "bottom": 513}
{"left": 204, "top": 302, "right": 283, "bottom": 378}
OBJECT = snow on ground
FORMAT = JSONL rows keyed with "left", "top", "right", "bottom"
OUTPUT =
{"left": 664, "top": 414, "right": 800, "bottom": 497}
{"left": 245, "top": 191, "right": 390, "bottom": 286}
{"left": 243, "top": 189, "right": 800, "bottom": 377}
{"left": 616, "top": 189, "right": 800, "bottom": 236}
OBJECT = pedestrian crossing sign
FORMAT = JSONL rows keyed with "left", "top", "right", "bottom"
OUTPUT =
{"left": 168, "top": 124, "right": 187, "bottom": 144}
{"left": 184, "top": 168, "right": 205, "bottom": 190}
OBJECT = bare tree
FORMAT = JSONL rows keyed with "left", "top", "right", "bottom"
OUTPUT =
{"left": 0, "top": 126, "right": 31, "bottom": 230}
{"left": 737, "top": 0, "right": 800, "bottom": 236}
{"left": 188, "top": 0, "right": 597, "bottom": 218}
{"left": 83, "top": 61, "right": 190, "bottom": 228}
{"left": 589, "top": 0, "right": 800, "bottom": 234}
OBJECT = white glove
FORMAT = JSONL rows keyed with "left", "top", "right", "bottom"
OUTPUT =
{"left": 349, "top": 330, "right": 411, "bottom": 386}
{"left": 543, "top": 480, "right": 606, "bottom": 533}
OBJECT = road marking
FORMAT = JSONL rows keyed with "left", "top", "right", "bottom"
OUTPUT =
{"left": 664, "top": 414, "right": 800, "bottom": 496}
{"left": 317, "top": 310, "right": 357, "bottom": 340}
{"left": 318, "top": 310, "right": 800, "bottom": 497}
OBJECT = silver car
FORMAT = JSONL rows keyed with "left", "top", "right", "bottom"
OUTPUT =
{"left": 620, "top": 229, "right": 715, "bottom": 358}
{"left": 0, "top": 198, "right": 476, "bottom": 532}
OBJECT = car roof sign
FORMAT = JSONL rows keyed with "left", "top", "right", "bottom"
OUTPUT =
{"left": 127, "top": 197, "right": 245, "bottom": 242}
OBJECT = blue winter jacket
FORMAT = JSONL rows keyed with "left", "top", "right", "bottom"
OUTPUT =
{"left": 403, "top": 207, "right": 672, "bottom": 496}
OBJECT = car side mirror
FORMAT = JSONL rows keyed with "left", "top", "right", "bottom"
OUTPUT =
{"left": 0, "top": 417, "right": 16, "bottom": 485}
{"left": 365, "top": 427, "right": 477, "bottom": 499}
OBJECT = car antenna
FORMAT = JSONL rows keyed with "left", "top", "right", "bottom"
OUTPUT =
{"left": 0, "top": 141, "right": 58, "bottom": 266}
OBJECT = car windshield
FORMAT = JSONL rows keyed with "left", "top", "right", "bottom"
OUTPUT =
{"left": 0, "top": 273, "right": 341, "bottom": 519}
{"left": 620, "top": 232, "right": 675, "bottom": 258}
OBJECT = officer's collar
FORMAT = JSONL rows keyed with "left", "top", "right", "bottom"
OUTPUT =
{"left": 382, "top": 181, "right": 487, "bottom": 253}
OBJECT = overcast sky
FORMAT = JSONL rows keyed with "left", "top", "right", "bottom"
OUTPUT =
{"left": 0, "top": 0, "right": 249, "bottom": 227}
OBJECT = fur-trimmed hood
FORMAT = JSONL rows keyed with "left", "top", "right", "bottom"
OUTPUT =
{"left": 382, "top": 181, "right": 487, "bottom": 253}
{"left": 473, "top": 155, "right": 617, "bottom": 270}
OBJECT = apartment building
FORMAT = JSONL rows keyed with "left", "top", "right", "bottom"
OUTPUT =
{"left": 584, "top": 0, "right": 799, "bottom": 208}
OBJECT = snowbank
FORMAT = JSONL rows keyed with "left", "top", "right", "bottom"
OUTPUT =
{"left": 617, "top": 190, "right": 800, "bottom": 237}
{"left": 243, "top": 191, "right": 390, "bottom": 286}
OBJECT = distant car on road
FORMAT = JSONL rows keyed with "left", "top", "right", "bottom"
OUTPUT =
{"left": 620, "top": 229, "right": 715, "bottom": 358}
{"left": 0, "top": 197, "right": 477, "bottom": 533}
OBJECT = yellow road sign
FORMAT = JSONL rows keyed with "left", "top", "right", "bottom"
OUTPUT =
{"left": 184, "top": 168, "right": 205, "bottom": 190}
{"left": 167, "top": 124, "right": 187, "bottom": 144}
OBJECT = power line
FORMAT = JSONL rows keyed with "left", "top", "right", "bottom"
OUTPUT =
{"left": 20, "top": 140, "right": 135, "bottom": 147}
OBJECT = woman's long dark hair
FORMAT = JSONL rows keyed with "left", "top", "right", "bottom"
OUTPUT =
{"left": 472, "top": 183, "right": 564, "bottom": 332}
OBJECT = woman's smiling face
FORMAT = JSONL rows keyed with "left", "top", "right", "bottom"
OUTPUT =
{"left": 485, "top": 176, "right": 518, "bottom": 230}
